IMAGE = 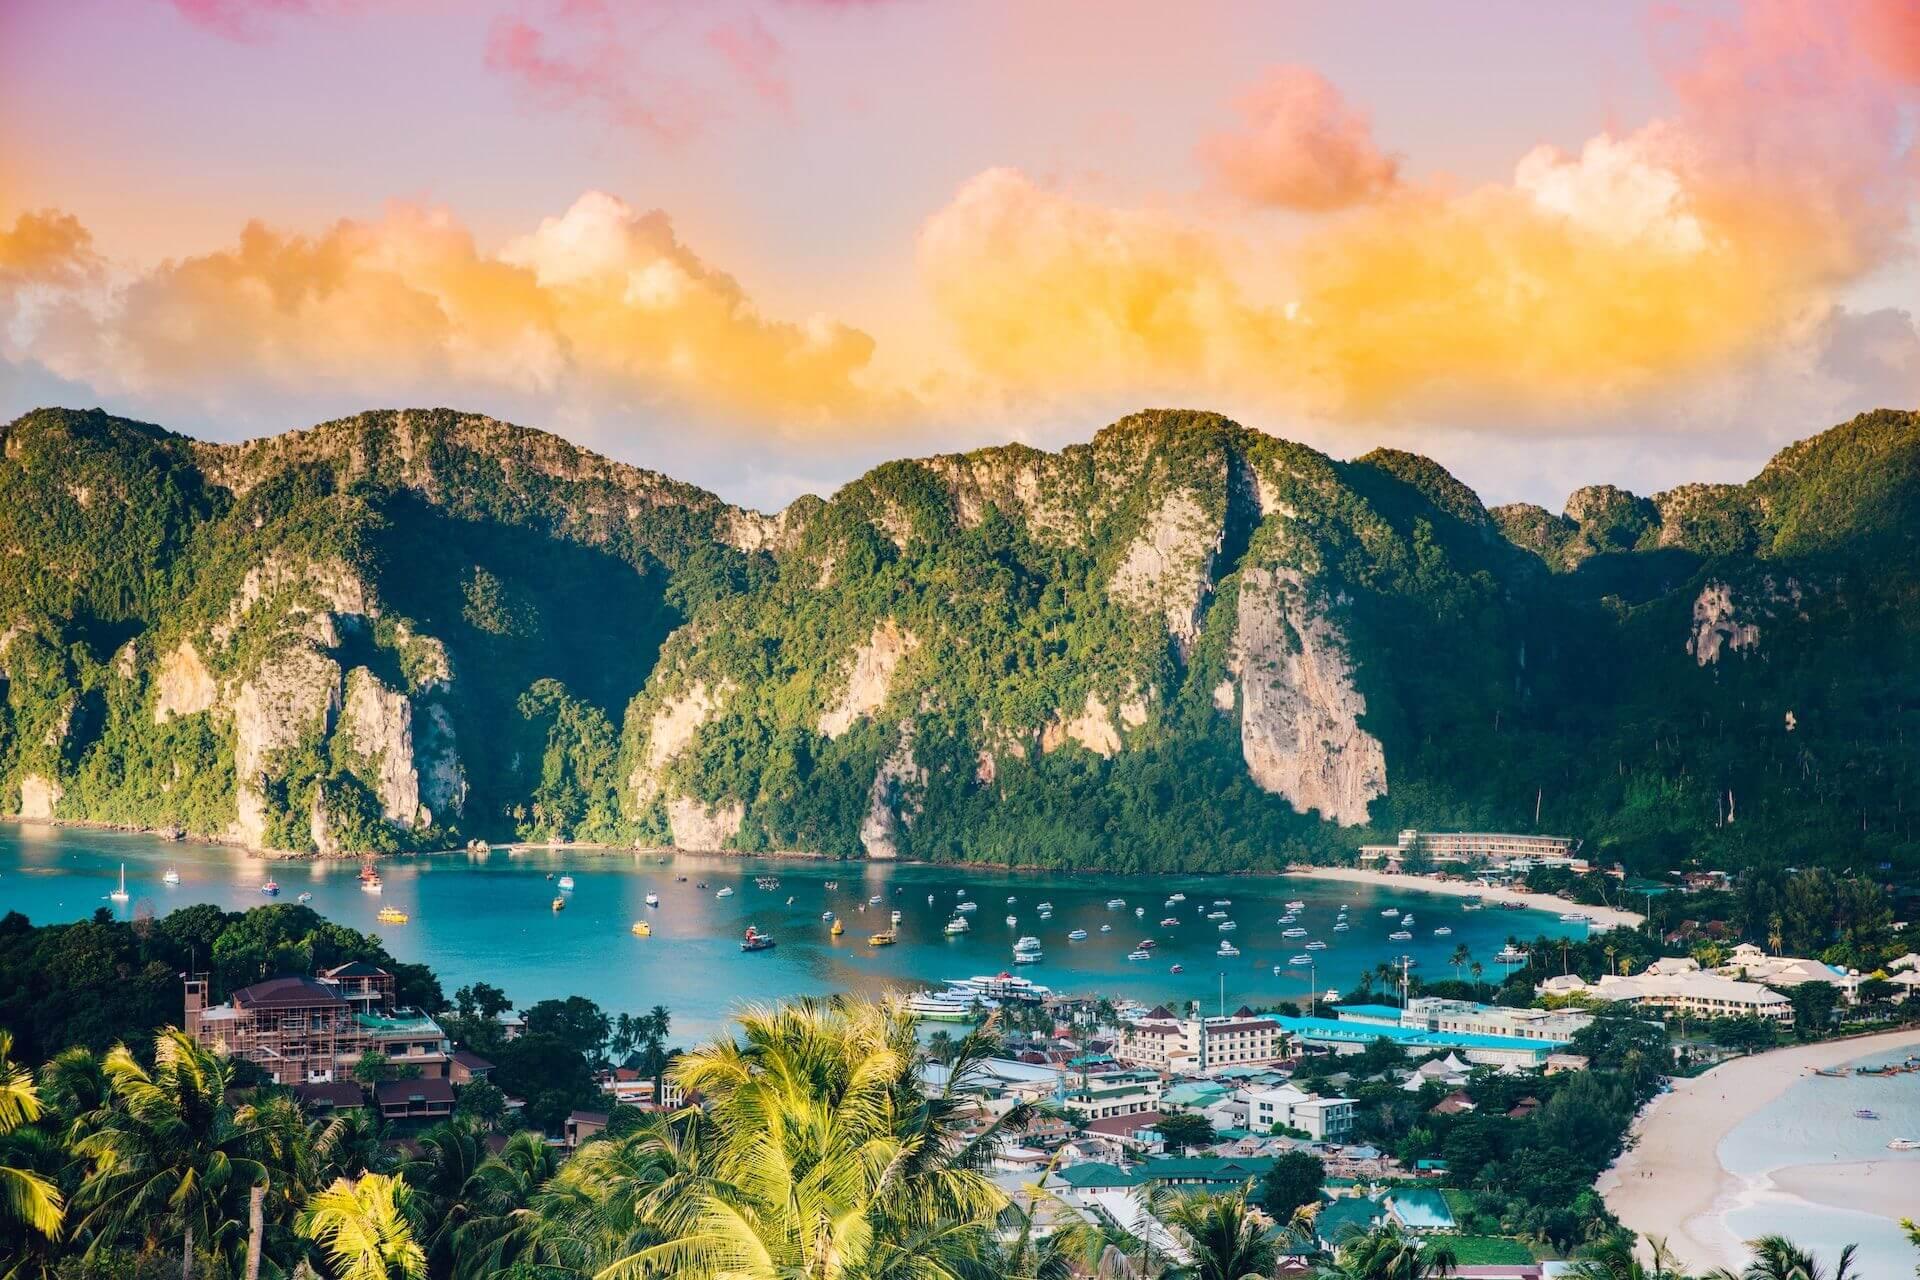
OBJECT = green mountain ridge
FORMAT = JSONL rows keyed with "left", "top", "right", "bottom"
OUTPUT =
{"left": 2, "top": 404, "right": 1915, "bottom": 878}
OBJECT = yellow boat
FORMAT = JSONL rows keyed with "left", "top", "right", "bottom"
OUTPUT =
{"left": 551, "top": 896, "right": 566, "bottom": 912}
{"left": 630, "top": 920, "right": 652, "bottom": 937}
{"left": 867, "top": 930, "right": 897, "bottom": 946}
{"left": 830, "top": 919, "right": 844, "bottom": 936}
{"left": 376, "top": 907, "right": 409, "bottom": 925}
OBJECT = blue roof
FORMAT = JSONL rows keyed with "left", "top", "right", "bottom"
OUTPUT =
{"left": 1273, "top": 1016, "right": 1551, "bottom": 1057}
{"left": 1333, "top": 1004, "right": 1407, "bottom": 1022}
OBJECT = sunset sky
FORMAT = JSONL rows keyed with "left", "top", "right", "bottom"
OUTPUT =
{"left": 4, "top": 0, "right": 1918, "bottom": 511}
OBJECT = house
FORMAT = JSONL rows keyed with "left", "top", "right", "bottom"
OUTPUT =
{"left": 375, "top": 1076, "right": 456, "bottom": 1122}
{"left": 565, "top": 1110, "right": 609, "bottom": 1148}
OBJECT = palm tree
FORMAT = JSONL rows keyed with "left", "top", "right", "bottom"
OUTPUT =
{"left": 1322, "top": 1223, "right": 1457, "bottom": 1279}
{"left": 1147, "top": 1185, "right": 1278, "bottom": 1280}
{"left": 70, "top": 1028, "right": 282, "bottom": 1279}
{"left": 1705, "top": 1234, "right": 1859, "bottom": 1280}
{"left": 595, "top": 995, "right": 1007, "bottom": 1279}
{"left": 1568, "top": 1232, "right": 1682, "bottom": 1279}
{"left": 0, "top": 1029, "right": 64, "bottom": 1242}
{"left": 297, "top": 1172, "right": 427, "bottom": 1280}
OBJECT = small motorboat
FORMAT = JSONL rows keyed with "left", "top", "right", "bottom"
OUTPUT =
{"left": 741, "top": 926, "right": 776, "bottom": 952}
{"left": 260, "top": 879, "right": 280, "bottom": 896}
{"left": 556, "top": 875, "right": 575, "bottom": 890}
{"left": 631, "top": 921, "right": 652, "bottom": 937}
{"left": 646, "top": 892, "right": 660, "bottom": 907}
{"left": 163, "top": 865, "right": 181, "bottom": 886}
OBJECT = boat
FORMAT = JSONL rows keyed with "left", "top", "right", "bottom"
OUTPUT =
{"left": 297, "top": 892, "right": 313, "bottom": 903}
{"left": 377, "top": 907, "right": 409, "bottom": 924}
{"left": 1285, "top": 900, "right": 1306, "bottom": 911}
{"left": 1855, "top": 1109, "right": 1880, "bottom": 1120}
{"left": 1289, "top": 954, "right": 1312, "bottom": 966}
{"left": 162, "top": 865, "right": 180, "bottom": 886}
{"left": 1067, "top": 929, "right": 1089, "bottom": 941}
{"left": 1217, "top": 941, "right": 1241, "bottom": 957}
{"left": 362, "top": 876, "right": 383, "bottom": 894}
{"left": 1217, "top": 920, "right": 1237, "bottom": 931}
{"left": 1888, "top": 1138, "right": 1920, "bottom": 1150}
{"left": 260, "top": 879, "right": 279, "bottom": 896}
{"left": 1389, "top": 930, "right": 1413, "bottom": 941}
{"left": 1306, "top": 940, "right": 1327, "bottom": 950}
{"left": 1107, "top": 898, "right": 1127, "bottom": 909}
{"left": 1127, "top": 948, "right": 1152, "bottom": 961}
{"left": 1282, "top": 926, "right": 1307, "bottom": 938}
{"left": 1169, "top": 963, "right": 1184, "bottom": 973}
{"left": 716, "top": 886, "right": 734, "bottom": 898}
{"left": 1160, "top": 917, "right": 1181, "bottom": 927}
{"left": 831, "top": 919, "right": 845, "bottom": 936}
{"left": 557, "top": 875, "right": 575, "bottom": 890}
{"left": 645, "top": 892, "right": 660, "bottom": 907}
{"left": 630, "top": 921, "right": 651, "bottom": 937}
{"left": 868, "top": 930, "right": 897, "bottom": 946}
{"left": 110, "top": 864, "right": 130, "bottom": 902}
{"left": 1433, "top": 926, "right": 1453, "bottom": 936}
{"left": 944, "top": 918, "right": 970, "bottom": 935}
{"left": 907, "top": 990, "right": 992, "bottom": 1022}
{"left": 550, "top": 896, "right": 565, "bottom": 911}
{"left": 741, "top": 926, "right": 776, "bottom": 952}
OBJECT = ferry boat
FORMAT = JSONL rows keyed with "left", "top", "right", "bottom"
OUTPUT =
{"left": 550, "top": 896, "right": 565, "bottom": 911}
{"left": 952, "top": 972, "right": 1052, "bottom": 1003}
{"left": 868, "top": 930, "right": 897, "bottom": 946}
{"left": 645, "top": 892, "right": 660, "bottom": 907}
{"left": 630, "top": 921, "right": 651, "bottom": 937}
{"left": 110, "top": 864, "right": 130, "bottom": 903}
{"left": 741, "top": 926, "right": 776, "bottom": 952}
{"left": 1067, "top": 929, "right": 1089, "bottom": 941}
{"left": 163, "top": 865, "right": 181, "bottom": 886}
{"left": 1160, "top": 917, "right": 1181, "bottom": 927}
{"left": 1433, "top": 926, "right": 1453, "bottom": 936}
{"left": 297, "top": 892, "right": 313, "bottom": 903}
{"left": 1289, "top": 954, "right": 1312, "bottom": 966}
{"left": 557, "top": 875, "right": 575, "bottom": 890}
{"left": 1107, "top": 898, "right": 1127, "bottom": 909}
{"left": 1127, "top": 948, "right": 1151, "bottom": 961}
{"left": 715, "top": 886, "right": 734, "bottom": 898}
{"left": 377, "top": 907, "right": 409, "bottom": 924}
{"left": 907, "top": 990, "right": 991, "bottom": 1022}
{"left": 260, "top": 879, "right": 280, "bottom": 896}
{"left": 1282, "top": 927, "right": 1307, "bottom": 938}
{"left": 944, "top": 917, "right": 970, "bottom": 935}
{"left": 1216, "top": 941, "right": 1241, "bottom": 957}
{"left": 1389, "top": 929, "right": 1413, "bottom": 941}
{"left": 831, "top": 919, "right": 845, "bottom": 936}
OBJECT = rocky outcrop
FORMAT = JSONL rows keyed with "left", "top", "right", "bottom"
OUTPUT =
{"left": 666, "top": 795, "right": 744, "bottom": 850}
{"left": 818, "top": 621, "right": 919, "bottom": 740}
{"left": 153, "top": 640, "right": 217, "bottom": 724}
{"left": 228, "top": 645, "right": 342, "bottom": 847}
{"left": 860, "top": 721, "right": 925, "bottom": 859}
{"left": 340, "top": 668, "right": 420, "bottom": 826}
{"left": 16, "top": 773, "right": 61, "bottom": 819}
{"left": 630, "top": 679, "right": 728, "bottom": 801}
{"left": 1108, "top": 489, "right": 1220, "bottom": 648}
{"left": 1041, "top": 692, "right": 1123, "bottom": 758}
{"left": 1229, "top": 567, "right": 1386, "bottom": 826}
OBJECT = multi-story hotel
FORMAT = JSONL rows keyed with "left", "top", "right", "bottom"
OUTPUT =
{"left": 184, "top": 961, "right": 451, "bottom": 1085}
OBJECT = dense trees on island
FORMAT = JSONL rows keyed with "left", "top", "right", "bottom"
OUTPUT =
{"left": 2, "top": 405, "right": 1916, "bottom": 879}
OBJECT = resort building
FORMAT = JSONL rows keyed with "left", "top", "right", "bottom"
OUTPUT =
{"left": 1243, "top": 1083, "right": 1355, "bottom": 1140}
{"left": 183, "top": 963, "right": 451, "bottom": 1085}
{"left": 1357, "top": 829, "right": 1579, "bottom": 870}
{"left": 1548, "top": 958, "right": 1795, "bottom": 1023}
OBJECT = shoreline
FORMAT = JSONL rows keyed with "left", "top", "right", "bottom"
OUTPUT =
{"left": 1284, "top": 864, "right": 1645, "bottom": 929}
{"left": 1598, "top": 1027, "right": 1920, "bottom": 1274}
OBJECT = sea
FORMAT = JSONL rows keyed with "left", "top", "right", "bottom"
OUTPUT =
{"left": 1717, "top": 1043, "right": 1920, "bottom": 1276}
{"left": 0, "top": 823, "right": 1588, "bottom": 1042}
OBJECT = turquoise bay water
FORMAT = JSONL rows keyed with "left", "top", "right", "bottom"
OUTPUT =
{"left": 1718, "top": 1044, "right": 1920, "bottom": 1277}
{"left": 0, "top": 824, "right": 1584, "bottom": 1041}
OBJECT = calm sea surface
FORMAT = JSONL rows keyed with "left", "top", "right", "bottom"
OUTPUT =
{"left": 1718, "top": 1044, "right": 1920, "bottom": 1276}
{"left": 0, "top": 824, "right": 1586, "bottom": 1041}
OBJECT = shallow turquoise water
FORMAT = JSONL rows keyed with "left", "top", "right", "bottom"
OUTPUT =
{"left": 0, "top": 824, "right": 1583, "bottom": 1041}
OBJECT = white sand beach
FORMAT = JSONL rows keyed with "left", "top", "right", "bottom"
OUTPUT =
{"left": 1598, "top": 1028, "right": 1920, "bottom": 1275}
{"left": 1287, "top": 864, "right": 1644, "bottom": 929}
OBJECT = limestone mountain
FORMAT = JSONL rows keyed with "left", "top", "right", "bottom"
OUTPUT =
{"left": 2, "top": 405, "right": 1914, "bottom": 877}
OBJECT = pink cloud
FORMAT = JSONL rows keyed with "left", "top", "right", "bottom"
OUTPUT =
{"left": 707, "top": 14, "right": 791, "bottom": 111}
{"left": 1197, "top": 66, "right": 1399, "bottom": 211}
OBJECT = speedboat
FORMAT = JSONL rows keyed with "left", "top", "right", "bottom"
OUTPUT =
{"left": 740, "top": 926, "right": 775, "bottom": 951}
{"left": 260, "top": 879, "right": 279, "bottom": 896}
{"left": 163, "top": 865, "right": 181, "bottom": 886}
{"left": 1216, "top": 941, "right": 1241, "bottom": 957}
{"left": 945, "top": 918, "right": 970, "bottom": 935}
{"left": 646, "top": 892, "right": 660, "bottom": 907}
{"left": 557, "top": 875, "right": 575, "bottom": 890}
{"left": 715, "top": 886, "right": 733, "bottom": 898}
{"left": 1389, "top": 930, "right": 1413, "bottom": 941}
{"left": 1068, "top": 929, "right": 1089, "bottom": 941}
{"left": 110, "top": 864, "right": 131, "bottom": 903}
{"left": 1127, "top": 948, "right": 1151, "bottom": 961}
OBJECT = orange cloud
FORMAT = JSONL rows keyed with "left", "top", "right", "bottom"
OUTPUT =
{"left": 6, "top": 193, "right": 886, "bottom": 429}
{"left": 1197, "top": 66, "right": 1399, "bottom": 211}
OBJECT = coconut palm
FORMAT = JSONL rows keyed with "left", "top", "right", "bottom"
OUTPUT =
{"left": 0, "top": 1029, "right": 64, "bottom": 1242}
{"left": 1146, "top": 1186, "right": 1279, "bottom": 1280}
{"left": 1705, "top": 1234, "right": 1859, "bottom": 1280}
{"left": 596, "top": 995, "right": 1007, "bottom": 1280}
{"left": 297, "top": 1172, "right": 427, "bottom": 1280}
{"left": 1321, "top": 1222, "right": 1457, "bottom": 1279}
{"left": 69, "top": 1029, "right": 282, "bottom": 1278}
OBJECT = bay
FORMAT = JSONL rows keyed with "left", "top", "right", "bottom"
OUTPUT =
{"left": 0, "top": 823, "right": 1587, "bottom": 1041}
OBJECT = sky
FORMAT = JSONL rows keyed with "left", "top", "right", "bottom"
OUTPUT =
{"left": 3, "top": 0, "right": 1918, "bottom": 513}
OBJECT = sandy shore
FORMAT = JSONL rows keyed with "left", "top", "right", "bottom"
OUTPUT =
{"left": 1286, "top": 864, "right": 1644, "bottom": 929}
{"left": 1598, "top": 1028, "right": 1920, "bottom": 1274}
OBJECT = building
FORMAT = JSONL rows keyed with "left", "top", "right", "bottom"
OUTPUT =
{"left": 1114, "top": 1006, "right": 1287, "bottom": 1072}
{"left": 183, "top": 965, "right": 450, "bottom": 1085}
{"left": 1244, "top": 1083, "right": 1355, "bottom": 1140}
{"left": 1357, "top": 829, "right": 1579, "bottom": 870}
{"left": 1567, "top": 959, "right": 1794, "bottom": 1023}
